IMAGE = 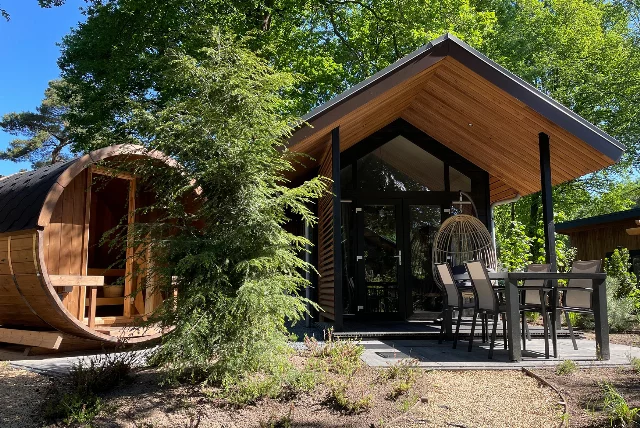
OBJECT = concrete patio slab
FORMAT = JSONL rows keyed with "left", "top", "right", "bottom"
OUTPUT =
{"left": 361, "top": 337, "right": 640, "bottom": 369}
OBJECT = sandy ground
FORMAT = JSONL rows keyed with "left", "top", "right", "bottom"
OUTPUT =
{"left": 7, "top": 357, "right": 638, "bottom": 427}
{"left": 0, "top": 363, "right": 52, "bottom": 428}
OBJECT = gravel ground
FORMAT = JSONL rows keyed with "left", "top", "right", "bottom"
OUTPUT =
{"left": 583, "top": 332, "right": 640, "bottom": 347}
{"left": 0, "top": 363, "right": 51, "bottom": 428}
{"left": 81, "top": 368, "right": 560, "bottom": 427}
{"left": 393, "top": 370, "right": 562, "bottom": 427}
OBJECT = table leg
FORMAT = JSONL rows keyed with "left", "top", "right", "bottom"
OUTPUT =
{"left": 445, "top": 307, "right": 453, "bottom": 339}
{"left": 593, "top": 279, "right": 610, "bottom": 361}
{"left": 541, "top": 292, "right": 549, "bottom": 359}
{"left": 551, "top": 288, "right": 558, "bottom": 358}
{"left": 505, "top": 278, "right": 521, "bottom": 362}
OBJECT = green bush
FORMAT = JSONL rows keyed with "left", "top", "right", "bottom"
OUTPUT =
{"left": 328, "top": 380, "right": 372, "bottom": 413}
{"left": 555, "top": 359, "right": 578, "bottom": 375}
{"left": 605, "top": 248, "right": 638, "bottom": 298}
{"left": 568, "top": 277, "right": 640, "bottom": 333}
{"left": 629, "top": 356, "right": 640, "bottom": 374}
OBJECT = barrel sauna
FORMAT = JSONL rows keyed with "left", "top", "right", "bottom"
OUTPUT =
{"left": 0, "top": 145, "right": 168, "bottom": 353}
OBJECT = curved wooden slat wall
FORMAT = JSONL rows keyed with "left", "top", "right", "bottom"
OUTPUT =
{"left": 0, "top": 145, "right": 170, "bottom": 346}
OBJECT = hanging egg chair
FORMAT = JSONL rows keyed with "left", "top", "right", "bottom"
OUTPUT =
{"left": 432, "top": 214, "right": 497, "bottom": 286}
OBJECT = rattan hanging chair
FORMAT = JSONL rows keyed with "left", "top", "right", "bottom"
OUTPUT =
{"left": 432, "top": 214, "right": 497, "bottom": 286}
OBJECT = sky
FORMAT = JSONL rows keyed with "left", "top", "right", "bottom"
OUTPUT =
{"left": 0, "top": 0, "right": 86, "bottom": 176}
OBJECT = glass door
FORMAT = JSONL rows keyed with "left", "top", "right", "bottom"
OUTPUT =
{"left": 404, "top": 203, "right": 442, "bottom": 319}
{"left": 356, "top": 202, "right": 404, "bottom": 316}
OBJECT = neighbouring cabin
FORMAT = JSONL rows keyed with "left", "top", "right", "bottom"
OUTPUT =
{"left": 0, "top": 145, "right": 168, "bottom": 353}
{"left": 286, "top": 34, "right": 625, "bottom": 330}
{"left": 556, "top": 208, "right": 640, "bottom": 277}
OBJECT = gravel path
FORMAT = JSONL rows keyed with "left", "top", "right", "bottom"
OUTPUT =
{"left": 393, "top": 370, "right": 562, "bottom": 427}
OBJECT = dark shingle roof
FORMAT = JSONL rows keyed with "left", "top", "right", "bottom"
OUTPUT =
{"left": 555, "top": 208, "right": 640, "bottom": 233}
{"left": 0, "top": 159, "right": 76, "bottom": 233}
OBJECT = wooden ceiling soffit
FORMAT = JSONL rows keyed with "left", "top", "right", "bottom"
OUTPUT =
{"left": 288, "top": 46, "right": 449, "bottom": 159}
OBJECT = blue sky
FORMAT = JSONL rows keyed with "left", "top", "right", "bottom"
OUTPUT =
{"left": 0, "top": 0, "right": 86, "bottom": 175}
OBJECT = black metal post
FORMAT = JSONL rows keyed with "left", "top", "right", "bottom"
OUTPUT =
{"left": 332, "top": 127, "right": 344, "bottom": 331}
{"left": 539, "top": 132, "right": 557, "bottom": 270}
{"left": 593, "top": 278, "right": 610, "bottom": 360}
{"left": 539, "top": 132, "right": 559, "bottom": 357}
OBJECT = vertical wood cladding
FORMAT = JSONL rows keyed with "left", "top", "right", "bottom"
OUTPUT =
{"left": 317, "top": 145, "right": 335, "bottom": 320}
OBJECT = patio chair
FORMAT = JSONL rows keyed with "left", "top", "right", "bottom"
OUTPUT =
{"left": 464, "top": 260, "right": 507, "bottom": 359}
{"left": 436, "top": 263, "right": 475, "bottom": 349}
{"left": 521, "top": 263, "right": 551, "bottom": 356}
{"left": 559, "top": 260, "right": 602, "bottom": 350}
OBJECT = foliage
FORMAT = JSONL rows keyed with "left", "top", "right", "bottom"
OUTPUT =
{"left": 83, "top": 32, "right": 326, "bottom": 384}
{"left": 607, "top": 278, "right": 640, "bottom": 333}
{"left": 304, "top": 332, "right": 365, "bottom": 378}
{"left": 497, "top": 218, "right": 532, "bottom": 271}
{"left": 220, "top": 365, "right": 317, "bottom": 406}
{"left": 571, "top": 277, "right": 640, "bottom": 332}
{"left": 44, "top": 350, "right": 139, "bottom": 424}
{"left": 601, "top": 382, "right": 639, "bottom": 427}
{"left": 378, "top": 358, "right": 421, "bottom": 400}
{"left": 328, "top": 380, "right": 373, "bottom": 414}
{"left": 605, "top": 248, "right": 639, "bottom": 298}
{"left": 629, "top": 356, "right": 640, "bottom": 374}
{"left": 259, "top": 408, "right": 295, "bottom": 428}
{"left": 0, "top": 79, "right": 76, "bottom": 168}
{"left": 555, "top": 359, "right": 578, "bottom": 375}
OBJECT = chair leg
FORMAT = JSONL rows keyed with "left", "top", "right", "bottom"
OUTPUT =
{"left": 540, "top": 297, "right": 549, "bottom": 359}
{"left": 502, "top": 313, "right": 507, "bottom": 349}
{"left": 468, "top": 310, "right": 479, "bottom": 352}
{"left": 565, "top": 311, "right": 578, "bottom": 350}
{"left": 521, "top": 311, "right": 527, "bottom": 350}
{"left": 453, "top": 306, "right": 463, "bottom": 349}
{"left": 481, "top": 313, "right": 486, "bottom": 343}
{"left": 438, "top": 307, "right": 447, "bottom": 344}
{"left": 489, "top": 313, "right": 499, "bottom": 359}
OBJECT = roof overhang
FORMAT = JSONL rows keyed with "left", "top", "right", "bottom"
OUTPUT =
{"left": 287, "top": 33, "right": 625, "bottom": 203}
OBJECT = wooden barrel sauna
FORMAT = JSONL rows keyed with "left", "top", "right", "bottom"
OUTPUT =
{"left": 0, "top": 145, "right": 169, "bottom": 353}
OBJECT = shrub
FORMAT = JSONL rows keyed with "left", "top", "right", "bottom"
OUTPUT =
{"left": 44, "top": 350, "right": 139, "bottom": 424}
{"left": 379, "top": 359, "right": 421, "bottom": 400}
{"left": 555, "top": 359, "right": 578, "bottom": 375}
{"left": 605, "top": 248, "right": 638, "bottom": 298}
{"left": 328, "top": 381, "right": 372, "bottom": 413}
{"left": 569, "top": 277, "right": 640, "bottom": 333}
{"left": 601, "top": 382, "right": 639, "bottom": 427}
{"left": 220, "top": 365, "right": 318, "bottom": 406}
{"left": 629, "top": 356, "right": 640, "bottom": 374}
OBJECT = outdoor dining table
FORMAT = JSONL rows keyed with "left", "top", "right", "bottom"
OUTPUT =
{"left": 453, "top": 271, "right": 609, "bottom": 362}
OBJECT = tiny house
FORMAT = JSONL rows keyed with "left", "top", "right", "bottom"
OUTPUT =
{"left": 0, "top": 145, "right": 167, "bottom": 353}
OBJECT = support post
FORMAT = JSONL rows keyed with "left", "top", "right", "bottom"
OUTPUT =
{"left": 539, "top": 132, "right": 556, "bottom": 271}
{"left": 539, "top": 132, "right": 560, "bottom": 355}
{"left": 332, "top": 127, "right": 343, "bottom": 331}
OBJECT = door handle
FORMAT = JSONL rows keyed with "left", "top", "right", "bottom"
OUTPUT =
{"left": 394, "top": 250, "right": 402, "bottom": 266}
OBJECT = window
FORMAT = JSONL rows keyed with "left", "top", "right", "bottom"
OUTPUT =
{"left": 357, "top": 136, "right": 445, "bottom": 191}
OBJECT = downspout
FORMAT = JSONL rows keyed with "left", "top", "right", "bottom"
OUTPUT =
{"left": 490, "top": 194, "right": 521, "bottom": 252}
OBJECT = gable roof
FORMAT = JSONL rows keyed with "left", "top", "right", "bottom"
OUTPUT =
{"left": 288, "top": 33, "right": 625, "bottom": 203}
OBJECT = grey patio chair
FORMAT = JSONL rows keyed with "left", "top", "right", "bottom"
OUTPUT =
{"left": 436, "top": 263, "right": 475, "bottom": 349}
{"left": 559, "top": 260, "right": 602, "bottom": 350}
{"left": 464, "top": 260, "right": 507, "bottom": 359}
{"left": 521, "top": 263, "right": 551, "bottom": 357}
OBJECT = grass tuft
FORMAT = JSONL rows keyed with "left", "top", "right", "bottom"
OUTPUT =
{"left": 601, "top": 382, "right": 639, "bottom": 427}
{"left": 555, "top": 359, "right": 578, "bottom": 375}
